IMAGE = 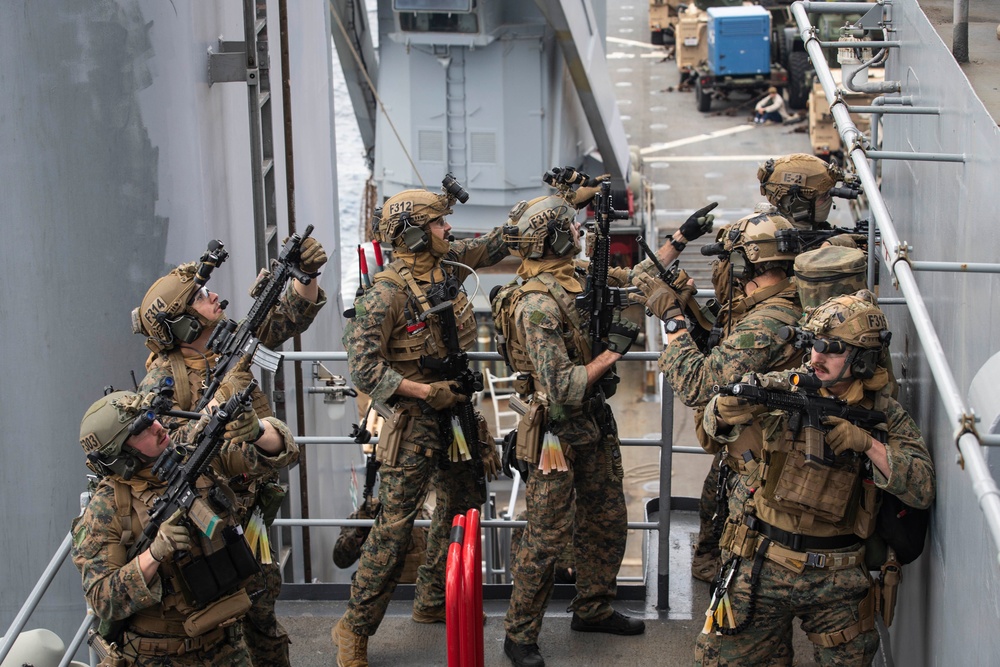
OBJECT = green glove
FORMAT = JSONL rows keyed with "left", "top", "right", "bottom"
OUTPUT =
{"left": 678, "top": 202, "right": 719, "bottom": 243}
{"left": 607, "top": 312, "right": 640, "bottom": 354}
{"left": 425, "top": 381, "right": 468, "bottom": 410}
{"left": 823, "top": 416, "right": 873, "bottom": 455}
{"left": 149, "top": 509, "right": 191, "bottom": 563}
{"left": 225, "top": 409, "right": 262, "bottom": 445}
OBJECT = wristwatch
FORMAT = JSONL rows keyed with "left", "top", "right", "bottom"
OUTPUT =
{"left": 665, "top": 318, "right": 687, "bottom": 334}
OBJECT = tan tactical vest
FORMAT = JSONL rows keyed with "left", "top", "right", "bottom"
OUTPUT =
{"left": 111, "top": 475, "right": 253, "bottom": 637}
{"left": 753, "top": 388, "right": 891, "bottom": 540}
{"left": 493, "top": 272, "right": 593, "bottom": 381}
{"left": 374, "top": 260, "right": 478, "bottom": 380}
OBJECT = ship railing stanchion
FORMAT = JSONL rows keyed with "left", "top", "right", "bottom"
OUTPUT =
{"left": 446, "top": 514, "right": 467, "bottom": 667}
{"left": 462, "top": 508, "right": 484, "bottom": 667}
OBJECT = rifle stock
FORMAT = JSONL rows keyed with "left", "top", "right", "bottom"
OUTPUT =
{"left": 714, "top": 374, "right": 886, "bottom": 467}
{"left": 195, "top": 226, "right": 315, "bottom": 411}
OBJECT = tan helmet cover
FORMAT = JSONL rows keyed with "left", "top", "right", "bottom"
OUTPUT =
{"left": 134, "top": 263, "right": 200, "bottom": 351}
{"left": 503, "top": 195, "right": 576, "bottom": 260}
{"left": 729, "top": 211, "right": 798, "bottom": 265}
{"left": 376, "top": 189, "right": 454, "bottom": 249}
{"left": 79, "top": 391, "right": 145, "bottom": 460}
{"left": 802, "top": 289, "right": 888, "bottom": 349}
{"left": 758, "top": 153, "right": 843, "bottom": 204}
{"left": 794, "top": 245, "right": 868, "bottom": 309}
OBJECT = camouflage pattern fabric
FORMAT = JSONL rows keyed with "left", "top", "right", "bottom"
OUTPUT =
{"left": 132, "top": 284, "right": 319, "bottom": 667}
{"left": 659, "top": 283, "right": 801, "bottom": 571}
{"left": 697, "top": 370, "right": 935, "bottom": 665}
{"left": 504, "top": 407, "right": 627, "bottom": 644}
{"left": 500, "top": 283, "right": 628, "bottom": 645}
{"left": 510, "top": 509, "right": 576, "bottom": 583}
{"left": 339, "top": 227, "right": 509, "bottom": 639}
{"left": 70, "top": 434, "right": 295, "bottom": 666}
{"left": 658, "top": 283, "right": 802, "bottom": 409}
{"left": 120, "top": 634, "right": 251, "bottom": 667}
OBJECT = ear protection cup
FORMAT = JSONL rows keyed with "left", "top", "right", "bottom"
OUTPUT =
{"left": 547, "top": 222, "right": 575, "bottom": 257}
{"left": 850, "top": 348, "right": 880, "bottom": 380}
{"left": 401, "top": 224, "right": 429, "bottom": 252}
{"left": 170, "top": 315, "right": 203, "bottom": 344}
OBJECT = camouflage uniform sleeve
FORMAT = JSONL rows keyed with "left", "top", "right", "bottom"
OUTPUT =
{"left": 257, "top": 283, "right": 328, "bottom": 349}
{"left": 71, "top": 484, "right": 162, "bottom": 621}
{"left": 702, "top": 394, "right": 743, "bottom": 445}
{"left": 343, "top": 280, "right": 404, "bottom": 404}
{"left": 660, "top": 309, "right": 793, "bottom": 407}
{"left": 873, "top": 399, "right": 936, "bottom": 509}
{"left": 448, "top": 225, "right": 510, "bottom": 279}
{"left": 517, "top": 292, "right": 588, "bottom": 405}
{"left": 217, "top": 416, "right": 300, "bottom": 478}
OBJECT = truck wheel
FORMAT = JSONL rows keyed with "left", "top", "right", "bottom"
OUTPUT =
{"left": 696, "top": 78, "right": 711, "bottom": 112}
{"left": 787, "top": 52, "right": 812, "bottom": 110}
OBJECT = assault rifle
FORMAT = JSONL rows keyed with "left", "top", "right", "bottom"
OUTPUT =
{"left": 576, "top": 181, "right": 631, "bottom": 354}
{"left": 773, "top": 218, "right": 873, "bottom": 254}
{"left": 420, "top": 300, "right": 486, "bottom": 499}
{"left": 195, "top": 226, "right": 316, "bottom": 411}
{"left": 714, "top": 373, "right": 886, "bottom": 467}
{"left": 635, "top": 234, "right": 714, "bottom": 354}
{"left": 127, "top": 381, "right": 258, "bottom": 561}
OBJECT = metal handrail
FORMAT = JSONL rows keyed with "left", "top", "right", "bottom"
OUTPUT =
{"left": 792, "top": 0, "right": 1000, "bottom": 563}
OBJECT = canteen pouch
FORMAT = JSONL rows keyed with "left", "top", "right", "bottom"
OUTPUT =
{"left": 182, "top": 588, "right": 253, "bottom": 637}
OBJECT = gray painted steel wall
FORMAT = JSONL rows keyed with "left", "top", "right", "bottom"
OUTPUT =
{"left": 878, "top": 2, "right": 1000, "bottom": 664}
{"left": 0, "top": 0, "right": 347, "bottom": 651}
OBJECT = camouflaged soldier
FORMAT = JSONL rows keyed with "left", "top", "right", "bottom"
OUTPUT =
{"left": 758, "top": 153, "right": 847, "bottom": 231}
{"left": 697, "top": 291, "right": 935, "bottom": 666}
{"left": 333, "top": 182, "right": 506, "bottom": 667}
{"left": 71, "top": 389, "right": 298, "bottom": 667}
{"left": 494, "top": 190, "right": 665, "bottom": 667}
{"left": 631, "top": 211, "right": 805, "bottom": 583}
{"left": 131, "top": 239, "right": 325, "bottom": 667}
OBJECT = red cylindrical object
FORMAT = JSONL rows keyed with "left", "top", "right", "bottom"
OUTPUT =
{"left": 446, "top": 514, "right": 467, "bottom": 667}
{"left": 372, "top": 240, "right": 384, "bottom": 269}
{"left": 357, "top": 245, "right": 371, "bottom": 287}
{"left": 463, "top": 508, "right": 484, "bottom": 667}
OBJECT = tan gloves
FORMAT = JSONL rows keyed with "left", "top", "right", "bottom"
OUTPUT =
{"left": 714, "top": 396, "right": 766, "bottom": 426}
{"left": 149, "top": 509, "right": 191, "bottom": 563}
{"left": 482, "top": 443, "right": 502, "bottom": 482}
{"left": 607, "top": 312, "right": 640, "bottom": 354}
{"left": 296, "top": 237, "right": 328, "bottom": 275}
{"left": 216, "top": 369, "right": 254, "bottom": 405}
{"left": 425, "top": 381, "right": 468, "bottom": 410}
{"left": 823, "top": 417, "right": 873, "bottom": 455}
{"left": 631, "top": 273, "right": 695, "bottom": 322}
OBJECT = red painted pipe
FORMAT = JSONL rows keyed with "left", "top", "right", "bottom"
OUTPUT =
{"left": 446, "top": 514, "right": 466, "bottom": 667}
{"left": 463, "top": 508, "right": 484, "bottom": 667}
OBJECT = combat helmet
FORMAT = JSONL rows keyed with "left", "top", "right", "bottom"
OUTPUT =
{"left": 79, "top": 390, "right": 155, "bottom": 478}
{"left": 502, "top": 195, "right": 578, "bottom": 260}
{"left": 715, "top": 211, "right": 799, "bottom": 283}
{"left": 801, "top": 289, "right": 891, "bottom": 379}
{"left": 131, "top": 263, "right": 207, "bottom": 353}
{"left": 375, "top": 185, "right": 458, "bottom": 253}
{"left": 758, "top": 153, "right": 843, "bottom": 225}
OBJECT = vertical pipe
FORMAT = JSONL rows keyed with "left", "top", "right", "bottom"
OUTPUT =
{"left": 278, "top": 0, "right": 312, "bottom": 581}
{"left": 953, "top": 0, "right": 969, "bottom": 63}
{"left": 657, "top": 379, "right": 674, "bottom": 610}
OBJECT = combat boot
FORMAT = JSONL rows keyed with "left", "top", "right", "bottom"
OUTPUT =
{"left": 412, "top": 605, "right": 446, "bottom": 624}
{"left": 570, "top": 610, "right": 645, "bottom": 636}
{"left": 504, "top": 636, "right": 545, "bottom": 667}
{"left": 332, "top": 617, "right": 368, "bottom": 667}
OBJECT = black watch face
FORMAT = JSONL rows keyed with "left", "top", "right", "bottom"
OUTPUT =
{"left": 666, "top": 319, "right": 684, "bottom": 333}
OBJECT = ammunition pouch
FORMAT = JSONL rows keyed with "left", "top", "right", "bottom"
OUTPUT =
{"left": 182, "top": 588, "right": 252, "bottom": 637}
{"left": 760, "top": 448, "right": 861, "bottom": 525}
{"left": 375, "top": 405, "right": 413, "bottom": 466}
{"left": 177, "top": 524, "right": 260, "bottom": 609}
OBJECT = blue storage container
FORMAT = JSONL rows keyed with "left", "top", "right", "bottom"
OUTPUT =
{"left": 707, "top": 6, "right": 771, "bottom": 76}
